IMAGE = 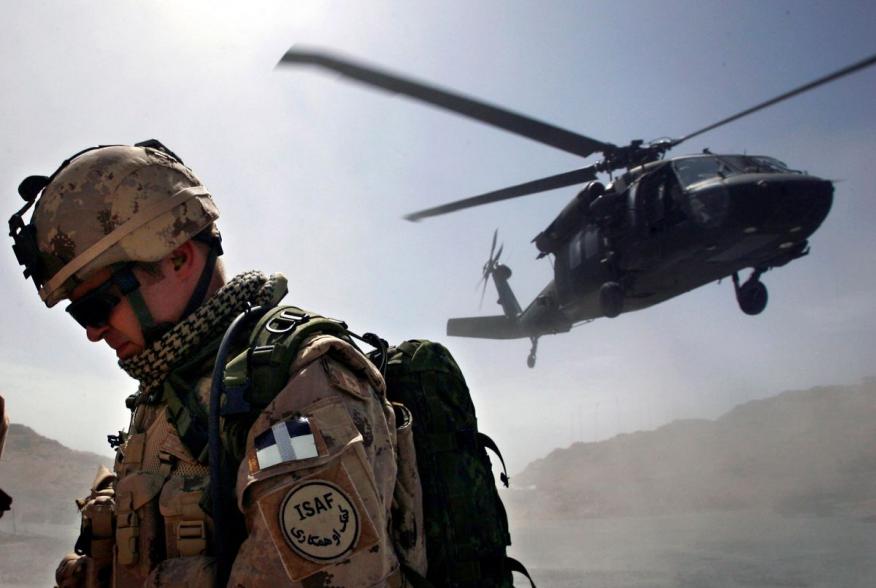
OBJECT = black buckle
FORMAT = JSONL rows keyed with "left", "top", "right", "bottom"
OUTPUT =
{"left": 9, "top": 202, "right": 46, "bottom": 285}
{"left": 107, "top": 433, "right": 124, "bottom": 449}
{"left": 266, "top": 309, "right": 309, "bottom": 334}
{"left": 221, "top": 383, "right": 252, "bottom": 416}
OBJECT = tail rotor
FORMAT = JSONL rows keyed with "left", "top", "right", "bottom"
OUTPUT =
{"left": 478, "top": 229, "right": 503, "bottom": 308}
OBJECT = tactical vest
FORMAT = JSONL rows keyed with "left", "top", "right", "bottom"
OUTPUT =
{"left": 105, "top": 332, "right": 232, "bottom": 586}
{"left": 72, "top": 307, "right": 420, "bottom": 587}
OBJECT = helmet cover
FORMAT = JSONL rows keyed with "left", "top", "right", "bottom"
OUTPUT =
{"left": 30, "top": 144, "right": 219, "bottom": 307}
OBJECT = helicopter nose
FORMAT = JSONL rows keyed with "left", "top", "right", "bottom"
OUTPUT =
{"left": 725, "top": 174, "right": 833, "bottom": 236}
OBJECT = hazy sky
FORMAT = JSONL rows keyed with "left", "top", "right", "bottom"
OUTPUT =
{"left": 1, "top": 0, "right": 874, "bottom": 470}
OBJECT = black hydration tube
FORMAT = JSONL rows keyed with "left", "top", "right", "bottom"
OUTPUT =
{"left": 208, "top": 304, "right": 269, "bottom": 587}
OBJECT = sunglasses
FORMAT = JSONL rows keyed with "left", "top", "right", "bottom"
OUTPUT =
{"left": 65, "top": 266, "right": 141, "bottom": 328}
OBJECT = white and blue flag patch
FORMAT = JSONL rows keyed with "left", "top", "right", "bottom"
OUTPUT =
{"left": 255, "top": 416, "right": 318, "bottom": 470}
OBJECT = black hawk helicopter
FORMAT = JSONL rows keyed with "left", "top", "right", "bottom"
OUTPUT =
{"left": 278, "top": 50, "right": 876, "bottom": 367}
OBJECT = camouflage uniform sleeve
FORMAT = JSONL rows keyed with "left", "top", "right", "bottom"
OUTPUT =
{"left": 228, "top": 334, "right": 406, "bottom": 587}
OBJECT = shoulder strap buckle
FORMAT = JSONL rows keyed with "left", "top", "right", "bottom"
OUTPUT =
{"left": 266, "top": 309, "right": 309, "bottom": 334}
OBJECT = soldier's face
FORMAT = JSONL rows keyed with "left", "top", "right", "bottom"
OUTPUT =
{"left": 66, "top": 242, "right": 209, "bottom": 359}
{"left": 69, "top": 268, "right": 147, "bottom": 359}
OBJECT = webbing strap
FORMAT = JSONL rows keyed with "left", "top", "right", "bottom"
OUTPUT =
{"left": 477, "top": 432, "right": 510, "bottom": 488}
{"left": 399, "top": 564, "right": 435, "bottom": 588}
{"left": 427, "top": 430, "right": 510, "bottom": 488}
{"left": 508, "top": 556, "right": 537, "bottom": 587}
{"left": 165, "top": 385, "right": 210, "bottom": 463}
{"left": 247, "top": 308, "right": 350, "bottom": 408}
{"left": 449, "top": 555, "right": 533, "bottom": 586}
{"left": 126, "top": 288, "right": 157, "bottom": 334}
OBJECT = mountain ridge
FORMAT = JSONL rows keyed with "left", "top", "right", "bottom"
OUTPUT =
{"left": 0, "top": 423, "right": 113, "bottom": 528}
{"left": 505, "top": 381, "right": 876, "bottom": 521}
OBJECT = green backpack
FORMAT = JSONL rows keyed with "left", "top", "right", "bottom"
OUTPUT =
{"left": 218, "top": 306, "right": 534, "bottom": 587}
{"left": 379, "top": 340, "right": 534, "bottom": 588}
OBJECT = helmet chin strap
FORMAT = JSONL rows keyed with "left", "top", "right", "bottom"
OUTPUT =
{"left": 179, "top": 244, "right": 219, "bottom": 320}
{"left": 122, "top": 243, "right": 221, "bottom": 347}
{"left": 126, "top": 286, "right": 173, "bottom": 345}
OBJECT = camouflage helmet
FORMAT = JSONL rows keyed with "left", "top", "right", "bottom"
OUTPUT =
{"left": 10, "top": 141, "right": 219, "bottom": 307}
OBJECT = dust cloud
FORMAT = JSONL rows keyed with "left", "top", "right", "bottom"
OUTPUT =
{"left": 2, "top": 382, "right": 874, "bottom": 587}
{"left": 503, "top": 381, "right": 876, "bottom": 587}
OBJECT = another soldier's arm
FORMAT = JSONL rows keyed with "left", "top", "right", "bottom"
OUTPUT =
{"left": 0, "top": 395, "right": 10, "bottom": 518}
{"left": 228, "top": 334, "right": 405, "bottom": 587}
{"left": 0, "top": 394, "right": 7, "bottom": 457}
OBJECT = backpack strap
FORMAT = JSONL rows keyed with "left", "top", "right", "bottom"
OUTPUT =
{"left": 507, "top": 557, "right": 537, "bottom": 588}
{"left": 477, "top": 432, "right": 510, "bottom": 488}
{"left": 220, "top": 305, "right": 353, "bottom": 414}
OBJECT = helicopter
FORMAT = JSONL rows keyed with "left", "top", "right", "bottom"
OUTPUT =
{"left": 278, "top": 50, "right": 876, "bottom": 367}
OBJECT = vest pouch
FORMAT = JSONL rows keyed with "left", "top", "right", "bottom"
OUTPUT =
{"left": 80, "top": 494, "right": 115, "bottom": 588}
{"left": 71, "top": 465, "right": 116, "bottom": 588}
{"left": 390, "top": 402, "right": 427, "bottom": 578}
{"left": 159, "top": 475, "right": 212, "bottom": 558}
{"left": 113, "top": 472, "right": 165, "bottom": 584}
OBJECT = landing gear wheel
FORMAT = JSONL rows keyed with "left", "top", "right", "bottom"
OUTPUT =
{"left": 737, "top": 280, "right": 768, "bottom": 315}
{"left": 527, "top": 337, "right": 539, "bottom": 368}
{"left": 599, "top": 282, "right": 624, "bottom": 318}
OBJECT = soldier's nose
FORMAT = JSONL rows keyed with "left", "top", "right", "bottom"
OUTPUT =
{"left": 85, "top": 324, "right": 108, "bottom": 342}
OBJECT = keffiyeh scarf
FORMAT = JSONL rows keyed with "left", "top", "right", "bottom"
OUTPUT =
{"left": 119, "top": 271, "right": 286, "bottom": 403}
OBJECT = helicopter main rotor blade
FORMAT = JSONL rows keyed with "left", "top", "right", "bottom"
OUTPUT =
{"left": 404, "top": 166, "right": 598, "bottom": 221}
{"left": 278, "top": 48, "right": 613, "bottom": 158}
{"left": 675, "top": 52, "right": 876, "bottom": 147}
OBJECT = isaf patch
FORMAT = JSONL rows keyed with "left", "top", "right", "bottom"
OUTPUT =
{"left": 251, "top": 454, "right": 380, "bottom": 581}
{"left": 279, "top": 481, "right": 360, "bottom": 562}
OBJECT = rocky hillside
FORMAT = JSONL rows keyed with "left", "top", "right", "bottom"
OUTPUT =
{"left": 0, "top": 424, "right": 113, "bottom": 528}
{"left": 505, "top": 382, "right": 876, "bottom": 521}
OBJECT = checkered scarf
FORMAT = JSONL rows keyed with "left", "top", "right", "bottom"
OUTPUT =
{"left": 119, "top": 270, "right": 286, "bottom": 402}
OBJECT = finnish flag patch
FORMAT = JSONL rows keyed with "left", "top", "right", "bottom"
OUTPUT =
{"left": 255, "top": 416, "right": 319, "bottom": 470}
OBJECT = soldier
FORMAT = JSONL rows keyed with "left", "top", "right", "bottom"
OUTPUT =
{"left": 9, "top": 141, "right": 425, "bottom": 587}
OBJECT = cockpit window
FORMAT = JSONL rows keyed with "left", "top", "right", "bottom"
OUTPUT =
{"left": 673, "top": 157, "right": 736, "bottom": 188}
{"left": 735, "top": 155, "right": 794, "bottom": 173}
{"left": 672, "top": 156, "right": 799, "bottom": 188}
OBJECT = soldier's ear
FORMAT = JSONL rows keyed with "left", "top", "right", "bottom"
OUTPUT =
{"left": 166, "top": 241, "right": 198, "bottom": 278}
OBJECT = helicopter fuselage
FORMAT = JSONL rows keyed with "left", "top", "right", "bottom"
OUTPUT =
{"left": 516, "top": 154, "right": 833, "bottom": 333}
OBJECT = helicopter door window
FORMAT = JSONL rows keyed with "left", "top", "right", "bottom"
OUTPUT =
{"left": 641, "top": 173, "right": 667, "bottom": 229}
{"left": 569, "top": 231, "right": 584, "bottom": 269}
{"left": 651, "top": 183, "right": 667, "bottom": 227}
{"left": 665, "top": 177, "right": 687, "bottom": 225}
{"left": 568, "top": 228, "right": 600, "bottom": 270}
{"left": 583, "top": 228, "right": 600, "bottom": 259}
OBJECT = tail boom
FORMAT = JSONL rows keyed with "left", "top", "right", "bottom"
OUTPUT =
{"left": 447, "top": 315, "right": 524, "bottom": 339}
